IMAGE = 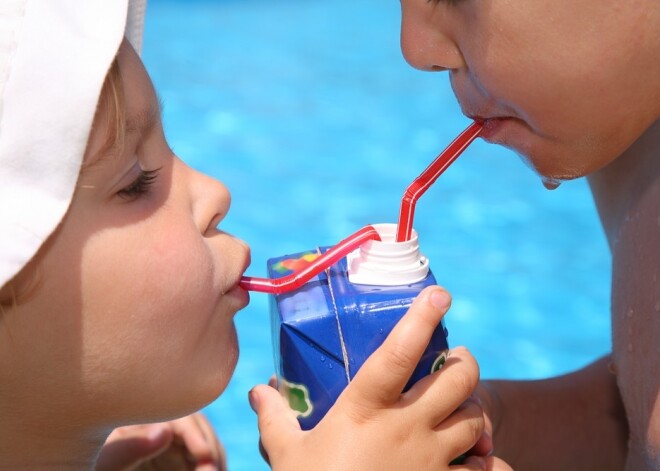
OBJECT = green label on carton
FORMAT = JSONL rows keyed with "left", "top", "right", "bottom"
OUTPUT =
{"left": 431, "top": 350, "right": 449, "bottom": 374}
{"left": 280, "top": 379, "right": 314, "bottom": 418}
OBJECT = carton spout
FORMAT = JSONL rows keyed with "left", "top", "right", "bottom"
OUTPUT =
{"left": 347, "top": 223, "right": 429, "bottom": 286}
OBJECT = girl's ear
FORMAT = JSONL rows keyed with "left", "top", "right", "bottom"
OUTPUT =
{"left": 0, "top": 260, "right": 42, "bottom": 309}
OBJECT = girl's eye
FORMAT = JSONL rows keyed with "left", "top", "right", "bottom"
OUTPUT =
{"left": 118, "top": 168, "right": 161, "bottom": 201}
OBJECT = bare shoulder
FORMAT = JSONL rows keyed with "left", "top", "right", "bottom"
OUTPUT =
{"left": 610, "top": 142, "right": 660, "bottom": 469}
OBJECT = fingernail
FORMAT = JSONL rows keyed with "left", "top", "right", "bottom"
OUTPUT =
{"left": 248, "top": 388, "right": 259, "bottom": 413}
{"left": 482, "top": 431, "right": 494, "bottom": 456}
{"left": 463, "top": 455, "right": 486, "bottom": 468}
{"left": 469, "top": 393, "right": 483, "bottom": 407}
{"left": 196, "top": 460, "right": 219, "bottom": 471}
{"left": 147, "top": 424, "right": 167, "bottom": 441}
{"left": 459, "top": 395, "right": 480, "bottom": 410}
{"left": 429, "top": 290, "right": 450, "bottom": 310}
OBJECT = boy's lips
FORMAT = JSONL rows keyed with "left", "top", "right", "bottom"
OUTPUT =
{"left": 464, "top": 113, "right": 524, "bottom": 145}
{"left": 478, "top": 117, "right": 513, "bottom": 141}
{"left": 457, "top": 94, "right": 521, "bottom": 141}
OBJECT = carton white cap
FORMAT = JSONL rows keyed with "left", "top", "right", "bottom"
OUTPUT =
{"left": 347, "top": 223, "right": 430, "bottom": 286}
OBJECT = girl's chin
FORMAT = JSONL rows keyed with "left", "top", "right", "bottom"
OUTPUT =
{"left": 181, "top": 333, "right": 240, "bottom": 412}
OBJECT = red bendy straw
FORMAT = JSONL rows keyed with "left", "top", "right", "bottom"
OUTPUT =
{"left": 396, "top": 121, "right": 483, "bottom": 242}
{"left": 239, "top": 225, "right": 381, "bottom": 294}
{"left": 240, "top": 121, "right": 481, "bottom": 294}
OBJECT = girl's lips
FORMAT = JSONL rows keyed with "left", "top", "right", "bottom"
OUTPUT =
{"left": 228, "top": 282, "right": 249, "bottom": 304}
{"left": 224, "top": 283, "right": 250, "bottom": 317}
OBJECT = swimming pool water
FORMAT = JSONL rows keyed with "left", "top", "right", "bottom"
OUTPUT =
{"left": 143, "top": 1, "right": 611, "bottom": 469}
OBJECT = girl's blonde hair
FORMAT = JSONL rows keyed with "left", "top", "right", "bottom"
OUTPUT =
{"left": 93, "top": 58, "right": 126, "bottom": 164}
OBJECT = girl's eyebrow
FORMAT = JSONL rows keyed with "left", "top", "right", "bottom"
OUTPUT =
{"left": 126, "top": 99, "right": 162, "bottom": 135}
{"left": 82, "top": 98, "right": 163, "bottom": 174}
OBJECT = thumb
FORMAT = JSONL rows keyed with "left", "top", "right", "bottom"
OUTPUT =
{"left": 343, "top": 286, "right": 451, "bottom": 409}
{"left": 249, "top": 384, "right": 301, "bottom": 461}
{"left": 95, "top": 424, "right": 174, "bottom": 471}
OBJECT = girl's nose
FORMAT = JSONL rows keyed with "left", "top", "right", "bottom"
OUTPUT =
{"left": 185, "top": 162, "right": 232, "bottom": 235}
{"left": 400, "top": 4, "right": 465, "bottom": 72}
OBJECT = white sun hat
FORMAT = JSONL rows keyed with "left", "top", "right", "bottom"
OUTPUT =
{"left": 0, "top": 0, "right": 147, "bottom": 288}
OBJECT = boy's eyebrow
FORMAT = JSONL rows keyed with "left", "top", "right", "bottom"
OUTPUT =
{"left": 82, "top": 97, "right": 164, "bottom": 174}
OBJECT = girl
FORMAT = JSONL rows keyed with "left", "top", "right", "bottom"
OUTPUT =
{"left": 0, "top": 1, "right": 508, "bottom": 469}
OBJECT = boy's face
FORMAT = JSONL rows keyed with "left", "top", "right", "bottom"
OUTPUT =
{"left": 0, "top": 40, "right": 250, "bottom": 426}
{"left": 400, "top": 0, "right": 659, "bottom": 184}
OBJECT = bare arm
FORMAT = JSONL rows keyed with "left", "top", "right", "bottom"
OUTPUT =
{"left": 608, "top": 134, "right": 660, "bottom": 470}
{"left": 480, "top": 356, "right": 628, "bottom": 471}
{"left": 590, "top": 119, "right": 660, "bottom": 469}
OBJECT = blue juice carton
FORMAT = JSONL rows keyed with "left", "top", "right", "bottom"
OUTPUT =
{"left": 268, "top": 223, "right": 449, "bottom": 430}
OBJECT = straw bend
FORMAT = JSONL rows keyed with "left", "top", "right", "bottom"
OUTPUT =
{"left": 239, "top": 225, "right": 382, "bottom": 295}
{"left": 240, "top": 122, "right": 482, "bottom": 294}
{"left": 396, "top": 121, "right": 483, "bottom": 242}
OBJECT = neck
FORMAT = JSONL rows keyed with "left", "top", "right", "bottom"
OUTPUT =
{"left": 587, "top": 120, "right": 660, "bottom": 252}
{"left": 0, "top": 412, "right": 107, "bottom": 470}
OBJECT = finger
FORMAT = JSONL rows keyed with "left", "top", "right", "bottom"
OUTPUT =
{"left": 198, "top": 417, "right": 227, "bottom": 471}
{"left": 194, "top": 459, "right": 223, "bottom": 471}
{"left": 405, "top": 346, "right": 480, "bottom": 426}
{"left": 468, "top": 430, "right": 494, "bottom": 458}
{"left": 268, "top": 374, "right": 277, "bottom": 389}
{"left": 258, "top": 438, "right": 271, "bottom": 466}
{"left": 449, "top": 462, "right": 487, "bottom": 471}
{"left": 449, "top": 461, "right": 487, "bottom": 471}
{"left": 166, "top": 414, "right": 225, "bottom": 470}
{"left": 261, "top": 376, "right": 279, "bottom": 467}
{"left": 190, "top": 413, "right": 224, "bottom": 461}
{"left": 461, "top": 455, "right": 514, "bottom": 471}
{"left": 143, "top": 444, "right": 190, "bottom": 469}
{"left": 167, "top": 416, "right": 212, "bottom": 461}
{"left": 249, "top": 384, "right": 301, "bottom": 461}
{"left": 473, "top": 382, "right": 495, "bottom": 439}
{"left": 95, "top": 424, "right": 174, "bottom": 471}
{"left": 343, "top": 286, "right": 451, "bottom": 410}
{"left": 434, "top": 398, "right": 485, "bottom": 462}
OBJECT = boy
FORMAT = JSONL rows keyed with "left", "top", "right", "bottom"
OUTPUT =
{"left": 398, "top": 0, "right": 659, "bottom": 469}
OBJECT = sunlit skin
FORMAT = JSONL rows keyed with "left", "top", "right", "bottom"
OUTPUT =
{"left": 0, "top": 37, "right": 513, "bottom": 471}
{"left": 0, "top": 40, "right": 250, "bottom": 467}
{"left": 400, "top": 0, "right": 659, "bottom": 185}
{"left": 399, "top": 0, "right": 660, "bottom": 469}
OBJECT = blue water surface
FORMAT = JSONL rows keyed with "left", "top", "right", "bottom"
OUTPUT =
{"left": 142, "top": 1, "right": 612, "bottom": 469}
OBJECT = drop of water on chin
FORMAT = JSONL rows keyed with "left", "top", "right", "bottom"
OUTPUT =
{"left": 542, "top": 177, "right": 562, "bottom": 190}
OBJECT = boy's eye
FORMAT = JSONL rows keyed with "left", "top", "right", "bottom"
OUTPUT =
{"left": 118, "top": 168, "right": 161, "bottom": 201}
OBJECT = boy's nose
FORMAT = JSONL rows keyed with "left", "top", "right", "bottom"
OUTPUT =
{"left": 400, "top": 6, "right": 464, "bottom": 72}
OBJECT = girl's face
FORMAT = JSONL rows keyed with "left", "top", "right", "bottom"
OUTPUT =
{"left": 400, "top": 0, "right": 660, "bottom": 185}
{"left": 0, "top": 40, "right": 250, "bottom": 428}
